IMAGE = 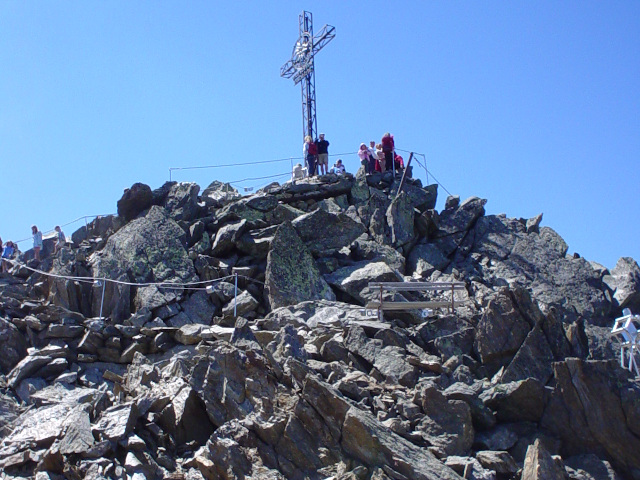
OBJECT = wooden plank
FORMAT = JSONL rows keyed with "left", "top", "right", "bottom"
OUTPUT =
{"left": 367, "top": 282, "right": 465, "bottom": 291}
{"left": 364, "top": 300, "right": 466, "bottom": 310}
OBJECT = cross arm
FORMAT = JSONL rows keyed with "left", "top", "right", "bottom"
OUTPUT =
{"left": 311, "top": 25, "right": 336, "bottom": 55}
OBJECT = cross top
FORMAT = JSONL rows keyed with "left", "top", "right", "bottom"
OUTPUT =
{"left": 281, "top": 11, "right": 335, "bottom": 143}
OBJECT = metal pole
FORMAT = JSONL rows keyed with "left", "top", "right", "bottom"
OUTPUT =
{"left": 169, "top": 168, "right": 172, "bottom": 182}
{"left": 396, "top": 152, "right": 414, "bottom": 198}
{"left": 234, "top": 272, "right": 238, "bottom": 317}
{"left": 451, "top": 283, "right": 454, "bottom": 313}
{"left": 99, "top": 281, "right": 106, "bottom": 319}
{"left": 379, "top": 285, "right": 383, "bottom": 322}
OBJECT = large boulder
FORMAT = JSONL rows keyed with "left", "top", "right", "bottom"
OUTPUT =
{"left": 292, "top": 209, "right": 366, "bottom": 255}
{"left": 265, "top": 221, "right": 335, "bottom": 310}
{"left": 89, "top": 205, "right": 196, "bottom": 320}
{"left": 521, "top": 439, "right": 566, "bottom": 480}
{"left": 117, "top": 183, "right": 153, "bottom": 222}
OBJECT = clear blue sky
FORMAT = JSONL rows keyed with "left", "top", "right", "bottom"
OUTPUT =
{"left": 1, "top": 1, "right": 638, "bottom": 269}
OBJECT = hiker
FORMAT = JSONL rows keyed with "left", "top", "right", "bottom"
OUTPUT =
{"left": 375, "top": 144, "right": 386, "bottom": 172}
{"left": 292, "top": 163, "right": 306, "bottom": 181}
{"left": 357, "top": 143, "right": 369, "bottom": 172}
{"left": 303, "top": 135, "right": 318, "bottom": 176}
{"left": 54, "top": 226, "right": 66, "bottom": 254}
{"left": 315, "top": 133, "right": 330, "bottom": 176}
{"left": 32, "top": 225, "right": 42, "bottom": 261}
{"left": 2, "top": 241, "right": 15, "bottom": 273}
{"left": 394, "top": 153, "right": 404, "bottom": 173}
{"left": 331, "top": 159, "right": 346, "bottom": 175}
{"left": 0, "top": 237, "right": 3, "bottom": 258}
{"left": 367, "top": 141, "right": 377, "bottom": 174}
{"left": 381, "top": 132, "right": 395, "bottom": 172}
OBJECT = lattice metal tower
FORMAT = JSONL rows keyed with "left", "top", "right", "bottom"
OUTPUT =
{"left": 281, "top": 11, "right": 335, "bottom": 143}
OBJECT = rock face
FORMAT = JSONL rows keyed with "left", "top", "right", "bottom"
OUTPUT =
{"left": 0, "top": 174, "right": 638, "bottom": 480}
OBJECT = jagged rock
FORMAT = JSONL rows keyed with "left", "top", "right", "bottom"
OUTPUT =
{"left": 92, "top": 403, "right": 138, "bottom": 442}
{"left": 501, "top": 324, "right": 555, "bottom": 384}
{"left": 211, "top": 220, "right": 247, "bottom": 256}
{"left": 341, "top": 405, "right": 463, "bottom": 480}
{"left": 526, "top": 213, "right": 543, "bottom": 234}
{"left": 475, "top": 450, "right": 518, "bottom": 475}
{"left": 416, "top": 383, "right": 474, "bottom": 457}
{"left": 292, "top": 209, "right": 366, "bottom": 255}
{"left": 7, "top": 355, "right": 52, "bottom": 388}
{"left": 445, "top": 195, "right": 460, "bottom": 210}
{"left": 474, "top": 289, "right": 531, "bottom": 366}
{"left": 162, "top": 181, "right": 201, "bottom": 222}
{"left": 325, "top": 261, "right": 403, "bottom": 304}
{"left": 386, "top": 191, "right": 415, "bottom": 247}
{"left": 89, "top": 205, "right": 196, "bottom": 320}
{"left": 221, "top": 290, "right": 259, "bottom": 319}
{"left": 350, "top": 239, "right": 405, "bottom": 274}
{"left": 398, "top": 182, "right": 437, "bottom": 213}
{"left": 0, "top": 317, "right": 28, "bottom": 374}
{"left": 202, "top": 180, "right": 241, "bottom": 206}
{"left": 480, "top": 378, "right": 545, "bottom": 423}
{"left": 522, "top": 439, "right": 565, "bottom": 480}
{"left": 604, "top": 257, "right": 640, "bottom": 311}
{"left": 117, "top": 182, "right": 153, "bottom": 222}
{"left": 181, "top": 290, "right": 217, "bottom": 325}
{"left": 158, "top": 384, "right": 214, "bottom": 445}
{"left": 407, "top": 243, "right": 449, "bottom": 277}
{"left": 541, "top": 359, "right": 640, "bottom": 476}
{"left": 444, "top": 382, "right": 496, "bottom": 430}
{"left": 236, "top": 225, "right": 277, "bottom": 258}
{"left": 58, "top": 407, "right": 94, "bottom": 454}
{"left": 265, "top": 221, "right": 335, "bottom": 309}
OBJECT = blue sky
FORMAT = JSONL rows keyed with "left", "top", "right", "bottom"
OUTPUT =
{"left": 1, "top": 1, "right": 638, "bottom": 269}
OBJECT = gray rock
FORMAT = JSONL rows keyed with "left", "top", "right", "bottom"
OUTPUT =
{"left": 474, "top": 289, "right": 531, "bottom": 365}
{"left": 604, "top": 257, "right": 640, "bottom": 311}
{"left": 407, "top": 243, "right": 449, "bottom": 277}
{"left": 521, "top": 439, "right": 565, "bottom": 480}
{"left": 416, "top": 383, "right": 474, "bottom": 457}
{"left": 0, "top": 317, "right": 27, "bottom": 374}
{"left": 265, "top": 221, "right": 335, "bottom": 309}
{"left": 181, "top": 290, "right": 217, "bottom": 325}
{"left": 92, "top": 402, "right": 138, "bottom": 442}
{"left": 202, "top": 180, "right": 241, "bottom": 206}
{"left": 475, "top": 450, "right": 518, "bottom": 475}
{"left": 59, "top": 407, "right": 94, "bottom": 454}
{"left": 89, "top": 205, "right": 196, "bottom": 320}
{"left": 211, "top": 220, "right": 247, "bottom": 256}
{"left": 501, "top": 324, "right": 554, "bottom": 384}
{"left": 8, "top": 355, "right": 52, "bottom": 388}
{"left": 350, "top": 239, "right": 406, "bottom": 274}
{"left": 162, "top": 182, "right": 201, "bottom": 222}
{"left": 221, "top": 290, "right": 259, "bottom": 319}
{"left": 292, "top": 209, "right": 366, "bottom": 255}
{"left": 386, "top": 191, "right": 415, "bottom": 247}
{"left": 541, "top": 359, "right": 640, "bottom": 475}
{"left": 325, "top": 261, "right": 403, "bottom": 304}
{"left": 480, "top": 378, "right": 545, "bottom": 423}
{"left": 341, "top": 406, "right": 462, "bottom": 480}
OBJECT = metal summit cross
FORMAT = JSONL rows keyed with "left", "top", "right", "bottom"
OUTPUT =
{"left": 280, "top": 11, "right": 335, "bottom": 143}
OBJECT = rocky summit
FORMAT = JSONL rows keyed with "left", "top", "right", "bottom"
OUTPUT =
{"left": 1, "top": 169, "right": 640, "bottom": 480}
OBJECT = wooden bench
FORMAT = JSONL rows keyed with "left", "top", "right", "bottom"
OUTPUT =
{"left": 365, "top": 281, "right": 466, "bottom": 321}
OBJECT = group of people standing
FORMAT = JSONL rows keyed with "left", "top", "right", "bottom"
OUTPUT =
{"left": 0, "top": 225, "right": 66, "bottom": 273}
{"left": 302, "top": 132, "right": 403, "bottom": 180}
{"left": 357, "top": 133, "right": 404, "bottom": 175}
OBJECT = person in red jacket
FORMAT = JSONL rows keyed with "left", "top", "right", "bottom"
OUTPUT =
{"left": 381, "top": 132, "right": 395, "bottom": 172}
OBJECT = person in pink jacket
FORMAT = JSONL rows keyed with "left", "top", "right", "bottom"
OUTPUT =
{"left": 381, "top": 132, "right": 395, "bottom": 172}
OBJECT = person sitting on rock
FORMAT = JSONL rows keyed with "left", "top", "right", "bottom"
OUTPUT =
{"left": 32, "top": 225, "right": 42, "bottom": 261}
{"left": 331, "top": 159, "right": 346, "bottom": 175}
{"left": 54, "top": 226, "right": 66, "bottom": 254}
{"left": 2, "top": 241, "right": 16, "bottom": 273}
{"left": 292, "top": 163, "right": 306, "bottom": 181}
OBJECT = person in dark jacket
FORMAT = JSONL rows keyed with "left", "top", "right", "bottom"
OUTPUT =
{"left": 381, "top": 132, "right": 395, "bottom": 172}
{"left": 315, "top": 133, "right": 330, "bottom": 175}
